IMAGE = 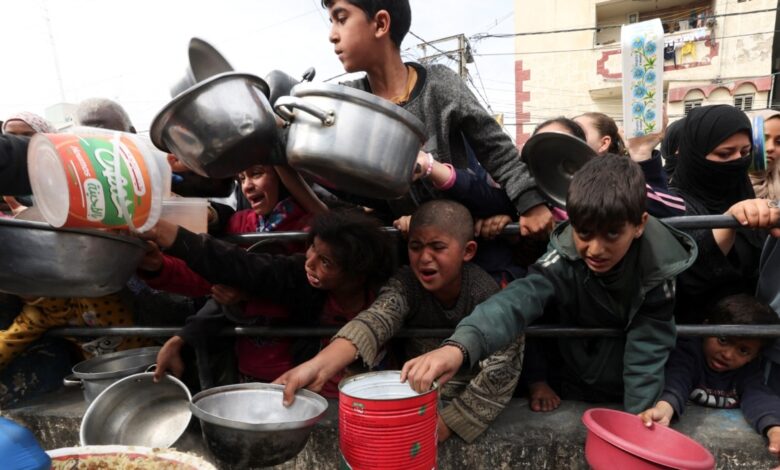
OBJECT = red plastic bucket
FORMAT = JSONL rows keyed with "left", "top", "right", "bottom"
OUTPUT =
{"left": 582, "top": 408, "right": 715, "bottom": 470}
{"left": 339, "top": 371, "right": 437, "bottom": 470}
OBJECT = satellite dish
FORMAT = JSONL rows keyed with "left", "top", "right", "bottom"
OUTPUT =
{"left": 521, "top": 132, "right": 598, "bottom": 208}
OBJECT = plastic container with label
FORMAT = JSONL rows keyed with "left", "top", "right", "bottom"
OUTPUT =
{"left": 160, "top": 197, "right": 209, "bottom": 234}
{"left": 27, "top": 127, "right": 171, "bottom": 232}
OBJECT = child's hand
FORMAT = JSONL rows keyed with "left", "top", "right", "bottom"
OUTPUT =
{"left": 139, "top": 241, "right": 164, "bottom": 272}
{"left": 401, "top": 344, "right": 465, "bottom": 393}
{"left": 767, "top": 426, "right": 780, "bottom": 459}
{"left": 638, "top": 401, "right": 674, "bottom": 427}
{"left": 137, "top": 219, "right": 180, "bottom": 249}
{"left": 437, "top": 416, "right": 452, "bottom": 442}
{"left": 393, "top": 215, "right": 412, "bottom": 238}
{"left": 625, "top": 104, "right": 667, "bottom": 162}
{"left": 154, "top": 336, "right": 186, "bottom": 382}
{"left": 3, "top": 196, "right": 27, "bottom": 216}
{"left": 211, "top": 284, "right": 246, "bottom": 305}
{"left": 519, "top": 204, "right": 553, "bottom": 238}
{"left": 475, "top": 215, "right": 512, "bottom": 240}
{"left": 273, "top": 360, "right": 330, "bottom": 407}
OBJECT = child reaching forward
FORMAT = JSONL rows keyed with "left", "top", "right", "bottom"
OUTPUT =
{"left": 275, "top": 200, "right": 524, "bottom": 443}
{"left": 639, "top": 294, "right": 780, "bottom": 460}
{"left": 402, "top": 157, "right": 697, "bottom": 414}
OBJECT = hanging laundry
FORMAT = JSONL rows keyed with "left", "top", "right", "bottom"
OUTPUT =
{"left": 680, "top": 41, "right": 697, "bottom": 61}
{"left": 664, "top": 44, "right": 677, "bottom": 65}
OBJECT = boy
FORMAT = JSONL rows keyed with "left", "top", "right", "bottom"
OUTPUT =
{"left": 402, "top": 157, "right": 697, "bottom": 414}
{"left": 639, "top": 294, "right": 780, "bottom": 459}
{"left": 321, "top": 0, "right": 552, "bottom": 237}
{"left": 275, "top": 200, "right": 524, "bottom": 443}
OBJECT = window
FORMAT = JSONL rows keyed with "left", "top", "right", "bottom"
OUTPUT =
{"left": 684, "top": 99, "right": 703, "bottom": 115}
{"left": 627, "top": 12, "right": 640, "bottom": 24}
{"left": 734, "top": 94, "right": 754, "bottom": 111}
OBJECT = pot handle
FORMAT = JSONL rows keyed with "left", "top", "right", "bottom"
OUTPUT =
{"left": 274, "top": 96, "right": 335, "bottom": 127}
{"left": 63, "top": 374, "right": 82, "bottom": 387}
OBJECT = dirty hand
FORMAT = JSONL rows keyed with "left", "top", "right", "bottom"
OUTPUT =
{"left": 393, "top": 215, "right": 412, "bottom": 238}
{"left": 412, "top": 151, "right": 433, "bottom": 181}
{"left": 139, "top": 241, "right": 164, "bottom": 272}
{"left": 726, "top": 199, "right": 780, "bottom": 234}
{"left": 437, "top": 415, "right": 453, "bottom": 442}
{"left": 518, "top": 204, "right": 553, "bottom": 238}
{"left": 211, "top": 284, "right": 246, "bottom": 305}
{"left": 273, "top": 360, "right": 330, "bottom": 407}
{"left": 638, "top": 401, "right": 674, "bottom": 427}
{"left": 137, "top": 219, "right": 180, "bottom": 249}
{"left": 401, "top": 345, "right": 464, "bottom": 394}
{"left": 767, "top": 426, "right": 780, "bottom": 459}
{"left": 475, "top": 215, "right": 512, "bottom": 240}
{"left": 154, "top": 336, "right": 186, "bottom": 382}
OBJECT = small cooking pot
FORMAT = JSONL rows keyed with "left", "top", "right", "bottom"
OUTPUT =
{"left": 0, "top": 218, "right": 145, "bottom": 298}
{"left": 264, "top": 67, "right": 315, "bottom": 108}
{"left": 80, "top": 372, "right": 192, "bottom": 448}
{"left": 63, "top": 347, "right": 160, "bottom": 403}
{"left": 151, "top": 72, "right": 279, "bottom": 179}
{"left": 170, "top": 37, "right": 234, "bottom": 98}
{"left": 275, "top": 83, "right": 426, "bottom": 199}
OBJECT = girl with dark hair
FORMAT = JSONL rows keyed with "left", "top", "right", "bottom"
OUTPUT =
{"left": 574, "top": 112, "right": 625, "bottom": 156}
{"left": 532, "top": 116, "right": 587, "bottom": 140}
{"left": 145, "top": 208, "right": 396, "bottom": 397}
{"left": 671, "top": 105, "right": 780, "bottom": 324}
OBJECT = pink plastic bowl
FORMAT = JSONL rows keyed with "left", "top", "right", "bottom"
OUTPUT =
{"left": 582, "top": 408, "right": 715, "bottom": 470}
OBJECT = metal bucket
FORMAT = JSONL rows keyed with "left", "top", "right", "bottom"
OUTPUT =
{"left": 338, "top": 371, "right": 438, "bottom": 470}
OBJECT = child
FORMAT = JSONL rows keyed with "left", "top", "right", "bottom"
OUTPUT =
{"left": 275, "top": 200, "right": 523, "bottom": 443}
{"left": 401, "top": 156, "right": 697, "bottom": 415}
{"left": 321, "top": 0, "right": 552, "bottom": 237}
{"left": 145, "top": 208, "right": 396, "bottom": 397}
{"left": 639, "top": 294, "right": 780, "bottom": 460}
{"left": 142, "top": 164, "right": 320, "bottom": 385}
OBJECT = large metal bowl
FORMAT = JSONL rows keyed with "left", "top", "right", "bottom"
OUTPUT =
{"left": 170, "top": 37, "right": 234, "bottom": 98}
{"left": 190, "top": 383, "right": 328, "bottom": 469}
{"left": 0, "top": 218, "right": 145, "bottom": 297}
{"left": 81, "top": 372, "right": 192, "bottom": 448}
{"left": 151, "top": 72, "right": 280, "bottom": 179}
{"left": 64, "top": 347, "right": 161, "bottom": 403}
{"left": 275, "top": 83, "right": 426, "bottom": 199}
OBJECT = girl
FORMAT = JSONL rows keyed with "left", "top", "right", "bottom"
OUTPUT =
{"left": 749, "top": 111, "right": 780, "bottom": 200}
{"left": 146, "top": 208, "right": 396, "bottom": 397}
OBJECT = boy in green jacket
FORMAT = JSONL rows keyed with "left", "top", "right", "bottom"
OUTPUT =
{"left": 402, "top": 156, "right": 698, "bottom": 413}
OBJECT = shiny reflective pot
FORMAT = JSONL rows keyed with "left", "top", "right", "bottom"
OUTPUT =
{"left": 80, "top": 372, "right": 192, "bottom": 448}
{"left": 190, "top": 383, "right": 328, "bottom": 469}
{"left": 275, "top": 83, "right": 426, "bottom": 199}
{"left": 170, "top": 37, "right": 234, "bottom": 98}
{"left": 63, "top": 347, "right": 160, "bottom": 403}
{"left": 0, "top": 218, "right": 145, "bottom": 298}
{"left": 151, "top": 72, "right": 279, "bottom": 179}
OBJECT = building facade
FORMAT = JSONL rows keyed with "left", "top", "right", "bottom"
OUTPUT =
{"left": 513, "top": 0, "right": 780, "bottom": 145}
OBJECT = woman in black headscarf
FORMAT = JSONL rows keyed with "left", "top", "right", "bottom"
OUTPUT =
{"left": 661, "top": 117, "right": 684, "bottom": 183}
{"left": 671, "top": 105, "right": 780, "bottom": 324}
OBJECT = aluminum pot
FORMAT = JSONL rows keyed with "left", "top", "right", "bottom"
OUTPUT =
{"left": 0, "top": 218, "right": 145, "bottom": 298}
{"left": 63, "top": 347, "right": 160, "bottom": 404}
{"left": 80, "top": 372, "right": 192, "bottom": 448}
{"left": 151, "top": 72, "right": 280, "bottom": 179}
{"left": 275, "top": 83, "right": 426, "bottom": 199}
{"left": 190, "top": 383, "right": 328, "bottom": 469}
{"left": 264, "top": 67, "right": 315, "bottom": 108}
{"left": 170, "top": 37, "right": 234, "bottom": 98}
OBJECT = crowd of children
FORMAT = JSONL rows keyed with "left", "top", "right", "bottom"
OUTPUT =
{"left": 2, "top": 0, "right": 780, "bottom": 461}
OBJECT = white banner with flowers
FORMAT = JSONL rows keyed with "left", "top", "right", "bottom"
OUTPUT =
{"left": 621, "top": 19, "right": 664, "bottom": 138}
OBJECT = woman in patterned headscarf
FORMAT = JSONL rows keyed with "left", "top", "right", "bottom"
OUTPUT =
{"left": 2, "top": 112, "right": 56, "bottom": 136}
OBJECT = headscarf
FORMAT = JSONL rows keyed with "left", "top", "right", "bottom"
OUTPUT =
{"left": 661, "top": 117, "right": 685, "bottom": 181}
{"left": 749, "top": 110, "right": 780, "bottom": 200}
{"left": 2, "top": 111, "right": 56, "bottom": 134}
{"left": 671, "top": 105, "right": 754, "bottom": 214}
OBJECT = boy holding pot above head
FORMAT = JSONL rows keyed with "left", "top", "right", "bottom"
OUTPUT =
{"left": 275, "top": 200, "right": 524, "bottom": 443}
{"left": 639, "top": 294, "right": 780, "bottom": 460}
{"left": 402, "top": 157, "right": 697, "bottom": 415}
{"left": 320, "top": 0, "right": 552, "bottom": 237}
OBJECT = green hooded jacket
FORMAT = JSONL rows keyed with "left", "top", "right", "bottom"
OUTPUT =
{"left": 450, "top": 216, "right": 697, "bottom": 412}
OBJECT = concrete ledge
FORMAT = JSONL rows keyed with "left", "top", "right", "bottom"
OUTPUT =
{"left": 2, "top": 389, "right": 776, "bottom": 469}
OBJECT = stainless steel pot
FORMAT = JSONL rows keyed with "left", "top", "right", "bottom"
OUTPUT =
{"left": 63, "top": 347, "right": 160, "bottom": 403}
{"left": 151, "top": 72, "right": 280, "bottom": 179}
{"left": 275, "top": 83, "right": 426, "bottom": 199}
{"left": 170, "top": 37, "right": 234, "bottom": 98}
{"left": 80, "top": 372, "right": 192, "bottom": 448}
{"left": 264, "top": 67, "right": 315, "bottom": 108}
{"left": 0, "top": 219, "right": 145, "bottom": 298}
{"left": 190, "top": 383, "right": 328, "bottom": 469}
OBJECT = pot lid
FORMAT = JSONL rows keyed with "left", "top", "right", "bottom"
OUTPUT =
{"left": 521, "top": 132, "right": 597, "bottom": 208}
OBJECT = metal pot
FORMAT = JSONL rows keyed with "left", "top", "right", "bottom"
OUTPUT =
{"left": 190, "top": 383, "right": 328, "bottom": 469}
{"left": 80, "top": 372, "right": 192, "bottom": 448}
{"left": 0, "top": 219, "right": 145, "bottom": 298}
{"left": 275, "top": 83, "right": 426, "bottom": 199}
{"left": 264, "top": 67, "right": 315, "bottom": 108}
{"left": 63, "top": 347, "right": 160, "bottom": 403}
{"left": 151, "top": 72, "right": 280, "bottom": 179}
{"left": 170, "top": 37, "right": 234, "bottom": 98}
